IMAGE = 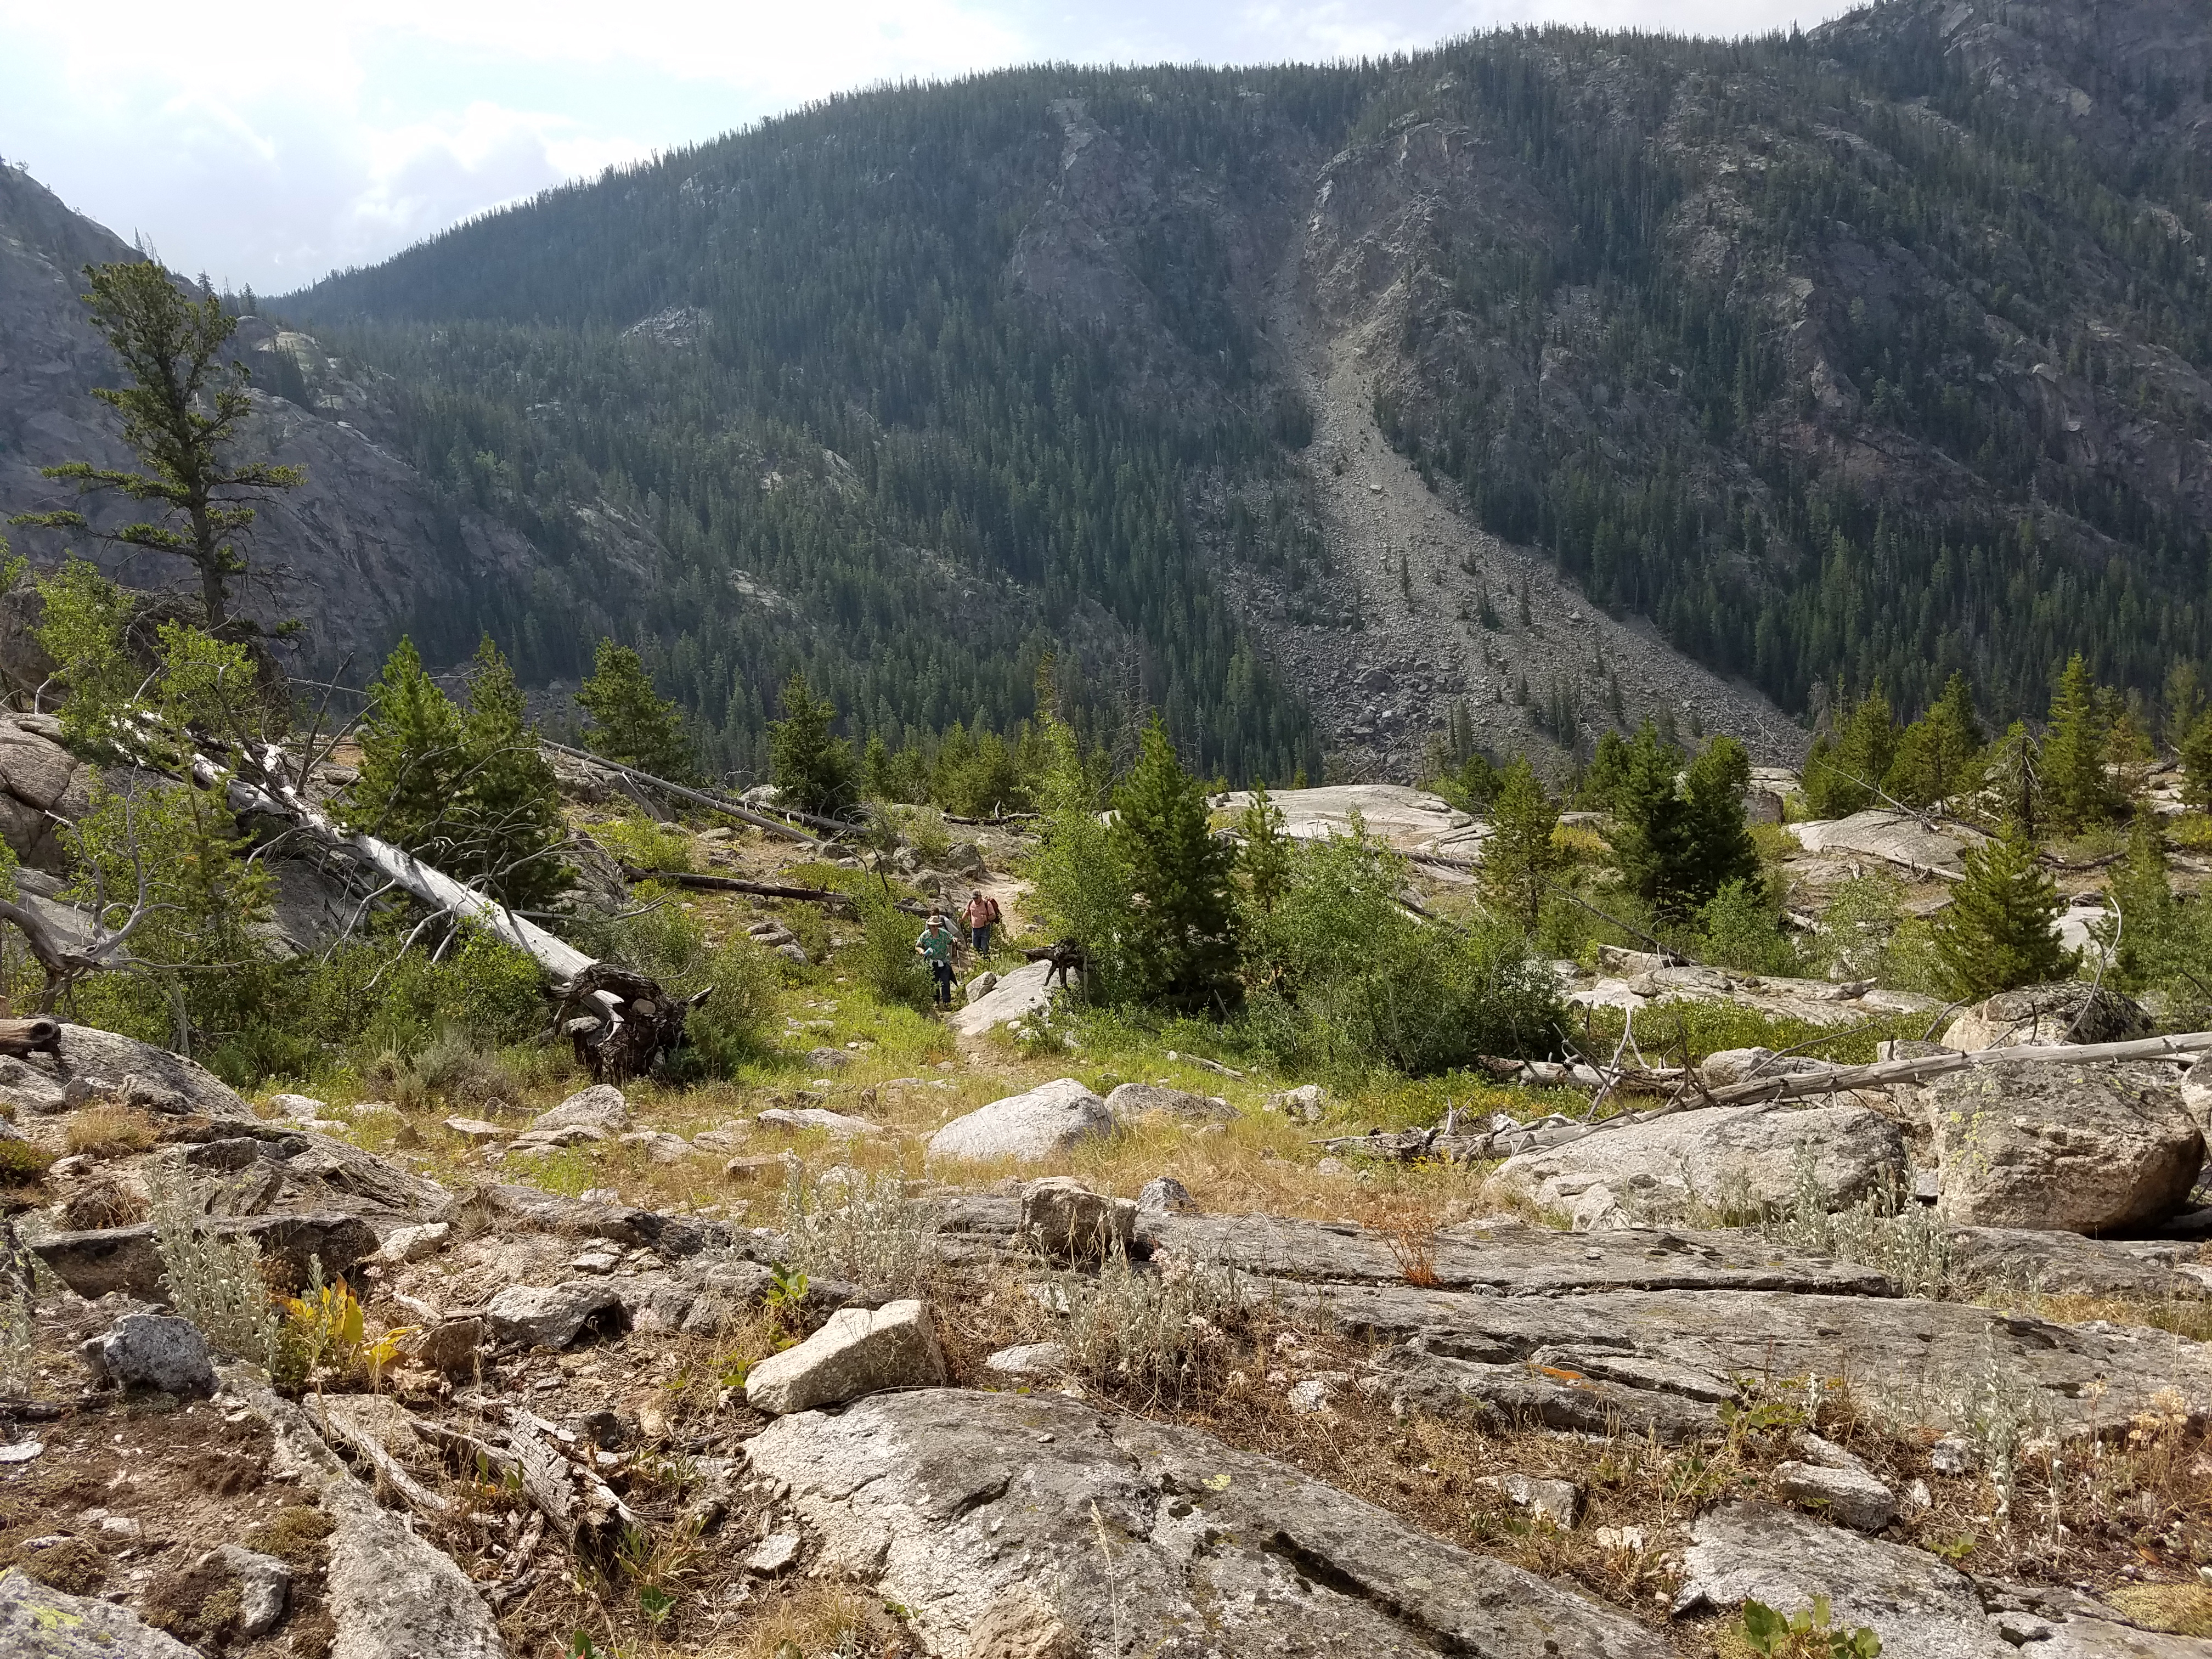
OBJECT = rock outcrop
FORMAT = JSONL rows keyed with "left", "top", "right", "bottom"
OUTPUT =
{"left": 744, "top": 1300, "right": 946, "bottom": 1414}
{"left": 1492, "top": 1102, "right": 1909, "bottom": 1228}
{"left": 744, "top": 1388, "right": 1666, "bottom": 1658}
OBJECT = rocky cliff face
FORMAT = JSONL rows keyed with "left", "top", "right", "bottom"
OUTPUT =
{"left": 0, "top": 163, "right": 546, "bottom": 674}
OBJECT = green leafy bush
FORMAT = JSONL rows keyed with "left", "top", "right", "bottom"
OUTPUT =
{"left": 1243, "top": 822, "right": 1563, "bottom": 1075}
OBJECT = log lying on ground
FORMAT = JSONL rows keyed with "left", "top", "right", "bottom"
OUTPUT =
{"left": 1477, "top": 1056, "right": 1686, "bottom": 1091}
{"left": 620, "top": 866, "right": 932, "bottom": 917}
{"left": 1703, "top": 1030, "right": 2212, "bottom": 1107}
{"left": 1323, "top": 1030, "right": 2212, "bottom": 1164}
{"left": 539, "top": 740, "right": 832, "bottom": 844}
{"left": 216, "top": 748, "right": 690, "bottom": 1082}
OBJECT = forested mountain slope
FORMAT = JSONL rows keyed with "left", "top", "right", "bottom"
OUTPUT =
{"left": 94, "top": 0, "right": 2212, "bottom": 777}
{"left": 0, "top": 163, "right": 558, "bottom": 672}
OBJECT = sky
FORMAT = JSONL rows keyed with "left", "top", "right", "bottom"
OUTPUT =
{"left": 0, "top": 0, "right": 1860, "bottom": 296}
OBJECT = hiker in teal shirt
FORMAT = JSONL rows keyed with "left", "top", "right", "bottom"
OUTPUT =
{"left": 915, "top": 912, "right": 959, "bottom": 1008}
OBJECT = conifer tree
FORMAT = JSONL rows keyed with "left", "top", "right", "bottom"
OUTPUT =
{"left": 1803, "top": 685, "right": 1898, "bottom": 817}
{"left": 1234, "top": 783, "right": 1294, "bottom": 919}
{"left": 1884, "top": 672, "right": 1984, "bottom": 809}
{"left": 1480, "top": 755, "right": 1560, "bottom": 934}
{"left": 1932, "top": 827, "right": 2074, "bottom": 997}
{"left": 577, "top": 640, "right": 693, "bottom": 781}
{"left": 1609, "top": 722, "right": 1693, "bottom": 915}
{"left": 1111, "top": 717, "right": 1237, "bottom": 1008}
{"left": 767, "top": 672, "right": 857, "bottom": 817}
{"left": 1986, "top": 719, "right": 2045, "bottom": 836}
{"left": 454, "top": 637, "right": 569, "bottom": 911}
{"left": 10, "top": 262, "right": 301, "bottom": 629}
{"left": 2181, "top": 708, "right": 2212, "bottom": 812}
{"left": 346, "top": 639, "right": 466, "bottom": 850}
{"left": 2103, "top": 815, "right": 2172, "bottom": 990}
{"left": 2041, "top": 653, "right": 2116, "bottom": 834}
{"left": 1681, "top": 735, "right": 1761, "bottom": 904}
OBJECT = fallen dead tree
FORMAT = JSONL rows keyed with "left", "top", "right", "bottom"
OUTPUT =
{"left": 539, "top": 739, "right": 836, "bottom": 843}
{"left": 211, "top": 746, "right": 703, "bottom": 1082}
{"left": 1704, "top": 1029, "right": 2212, "bottom": 1108}
{"left": 618, "top": 866, "right": 932, "bottom": 918}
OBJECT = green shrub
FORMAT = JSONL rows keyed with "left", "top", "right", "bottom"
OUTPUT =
{"left": 1244, "top": 823, "right": 1564, "bottom": 1075}
{"left": 587, "top": 814, "right": 695, "bottom": 874}
{"left": 1697, "top": 879, "right": 1800, "bottom": 975}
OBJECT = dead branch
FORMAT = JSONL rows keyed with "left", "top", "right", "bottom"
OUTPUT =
{"left": 501, "top": 1405, "right": 638, "bottom": 1562}
{"left": 316, "top": 1402, "right": 454, "bottom": 1524}
{"left": 537, "top": 740, "right": 826, "bottom": 845}
{"left": 1704, "top": 1029, "right": 2212, "bottom": 1108}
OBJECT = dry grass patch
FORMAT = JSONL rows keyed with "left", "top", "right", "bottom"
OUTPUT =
{"left": 64, "top": 1103, "right": 158, "bottom": 1158}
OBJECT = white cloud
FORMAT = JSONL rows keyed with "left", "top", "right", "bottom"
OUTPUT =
{"left": 0, "top": 0, "right": 1857, "bottom": 292}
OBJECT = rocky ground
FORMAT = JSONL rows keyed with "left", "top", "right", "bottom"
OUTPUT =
{"left": 0, "top": 799, "right": 2210, "bottom": 1657}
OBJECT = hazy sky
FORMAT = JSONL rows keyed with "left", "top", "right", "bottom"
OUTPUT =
{"left": 1, "top": 0, "right": 1859, "bottom": 296}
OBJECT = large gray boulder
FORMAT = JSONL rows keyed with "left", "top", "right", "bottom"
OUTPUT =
{"left": 927, "top": 1078, "right": 1111, "bottom": 1163}
{"left": 529, "top": 1084, "right": 630, "bottom": 1136}
{"left": 1493, "top": 1102, "right": 1909, "bottom": 1229}
{"left": 32, "top": 1211, "right": 380, "bottom": 1300}
{"left": 1677, "top": 1501, "right": 2185, "bottom": 1657}
{"left": 744, "top": 1389, "right": 1664, "bottom": 1658}
{"left": 1019, "top": 1176, "right": 1135, "bottom": 1260}
{"left": 1940, "top": 984, "right": 2152, "bottom": 1053}
{"left": 946, "top": 959, "right": 1067, "bottom": 1036}
{"left": 1931, "top": 1062, "right": 2204, "bottom": 1232}
{"left": 745, "top": 1299, "right": 946, "bottom": 1414}
{"left": 0, "top": 1567, "right": 199, "bottom": 1657}
{"left": 50, "top": 1024, "right": 255, "bottom": 1120}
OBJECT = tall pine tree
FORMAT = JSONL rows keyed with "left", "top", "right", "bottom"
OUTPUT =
{"left": 578, "top": 640, "right": 694, "bottom": 782}
{"left": 1481, "top": 755, "right": 1560, "bottom": 934}
{"left": 1111, "top": 717, "right": 1237, "bottom": 1008}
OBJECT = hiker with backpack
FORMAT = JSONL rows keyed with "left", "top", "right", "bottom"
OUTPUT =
{"left": 915, "top": 912, "right": 960, "bottom": 1008}
{"left": 961, "top": 889, "right": 1002, "bottom": 957}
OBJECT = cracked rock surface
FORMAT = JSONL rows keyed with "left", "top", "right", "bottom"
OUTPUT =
{"left": 744, "top": 1387, "right": 1668, "bottom": 1658}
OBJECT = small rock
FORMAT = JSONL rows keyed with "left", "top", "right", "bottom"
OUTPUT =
{"left": 1904, "top": 1479, "right": 1931, "bottom": 1510}
{"left": 746, "top": 1531, "right": 802, "bottom": 1575}
{"left": 404, "top": 1318, "right": 486, "bottom": 1376}
{"left": 776, "top": 941, "right": 809, "bottom": 965}
{"left": 377, "top": 1222, "right": 450, "bottom": 1265}
{"left": 1266, "top": 1083, "right": 1327, "bottom": 1123}
{"left": 1773, "top": 1459, "right": 1898, "bottom": 1531}
{"left": 1929, "top": 1434, "right": 1974, "bottom": 1475}
{"left": 1137, "top": 1175, "right": 1197, "bottom": 1215}
{"left": 1471, "top": 1473, "right": 1582, "bottom": 1529}
{"left": 983, "top": 1341, "right": 1068, "bottom": 1379}
{"left": 1314, "top": 1156, "right": 1352, "bottom": 1176}
{"left": 617, "top": 1130, "right": 693, "bottom": 1164}
{"left": 0, "top": 1442, "right": 41, "bottom": 1464}
{"left": 805, "top": 1046, "right": 851, "bottom": 1070}
{"left": 567, "top": 1250, "right": 623, "bottom": 1274}
{"left": 443, "top": 1117, "right": 506, "bottom": 1142}
{"left": 1285, "top": 1378, "right": 1334, "bottom": 1413}
{"left": 484, "top": 1281, "right": 627, "bottom": 1348}
{"left": 726, "top": 1152, "right": 803, "bottom": 1180}
{"left": 530, "top": 1084, "right": 631, "bottom": 1138}
{"left": 266, "top": 1092, "right": 328, "bottom": 1123}
{"left": 1103, "top": 1082, "right": 1235, "bottom": 1124}
{"left": 1593, "top": 1525, "right": 1646, "bottom": 1553}
{"left": 745, "top": 1299, "right": 947, "bottom": 1414}
{"left": 98, "top": 1515, "right": 144, "bottom": 1541}
{"left": 210, "top": 1545, "right": 291, "bottom": 1639}
{"left": 1020, "top": 1177, "right": 1136, "bottom": 1261}
{"left": 80, "top": 1313, "right": 216, "bottom": 1397}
